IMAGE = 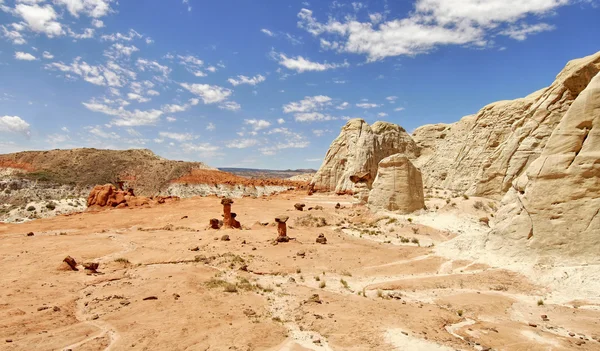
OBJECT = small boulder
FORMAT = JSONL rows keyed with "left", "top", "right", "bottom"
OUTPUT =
{"left": 221, "top": 235, "right": 230, "bottom": 241}
{"left": 316, "top": 234, "right": 327, "bottom": 244}
{"left": 83, "top": 262, "right": 99, "bottom": 272}
{"left": 335, "top": 203, "right": 341, "bottom": 209}
{"left": 63, "top": 256, "right": 78, "bottom": 271}
{"left": 276, "top": 236, "right": 290, "bottom": 243}
{"left": 275, "top": 215, "right": 289, "bottom": 223}
{"left": 26, "top": 232, "right": 34, "bottom": 237}
{"left": 294, "top": 203, "right": 306, "bottom": 211}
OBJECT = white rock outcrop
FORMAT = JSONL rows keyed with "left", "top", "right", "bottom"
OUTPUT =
{"left": 310, "top": 119, "right": 419, "bottom": 194}
{"left": 367, "top": 154, "right": 425, "bottom": 213}
{"left": 413, "top": 51, "right": 600, "bottom": 199}
{"left": 486, "top": 70, "right": 600, "bottom": 265}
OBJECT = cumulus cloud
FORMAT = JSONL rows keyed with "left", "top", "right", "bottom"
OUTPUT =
{"left": 294, "top": 112, "right": 336, "bottom": 122}
{"left": 42, "top": 51, "right": 53, "bottom": 59}
{"left": 283, "top": 95, "right": 332, "bottom": 113}
{"left": 228, "top": 74, "right": 266, "bottom": 86}
{"left": 0, "top": 115, "right": 30, "bottom": 136}
{"left": 46, "top": 57, "right": 135, "bottom": 87}
{"left": 181, "top": 142, "right": 220, "bottom": 157}
{"left": 14, "top": 51, "right": 36, "bottom": 60}
{"left": 1, "top": 24, "right": 27, "bottom": 45}
{"left": 335, "top": 101, "right": 349, "bottom": 110}
{"left": 244, "top": 119, "right": 271, "bottom": 131}
{"left": 15, "top": 4, "right": 64, "bottom": 37}
{"left": 206, "top": 122, "right": 216, "bottom": 131}
{"left": 180, "top": 83, "right": 232, "bottom": 104}
{"left": 261, "top": 28, "right": 275, "bottom": 36}
{"left": 218, "top": 101, "right": 241, "bottom": 111}
{"left": 54, "top": 0, "right": 114, "bottom": 18}
{"left": 82, "top": 100, "right": 163, "bottom": 126}
{"left": 297, "top": 0, "right": 570, "bottom": 60}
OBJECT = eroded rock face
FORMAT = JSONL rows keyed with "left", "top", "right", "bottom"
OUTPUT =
{"left": 87, "top": 184, "right": 178, "bottom": 210}
{"left": 310, "top": 119, "right": 419, "bottom": 194}
{"left": 368, "top": 154, "right": 424, "bottom": 214}
{"left": 414, "top": 51, "right": 600, "bottom": 199}
{"left": 487, "top": 71, "right": 600, "bottom": 264}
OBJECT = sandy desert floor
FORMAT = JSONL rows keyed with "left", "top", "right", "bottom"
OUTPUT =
{"left": 1, "top": 192, "right": 599, "bottom": 351}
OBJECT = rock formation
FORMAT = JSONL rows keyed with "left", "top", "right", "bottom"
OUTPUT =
{"left": 221, "top": 198, "right": 234, "bottom": 229}
{"left": 208, "top": 218, "right": 221, "bottom": 230}
{"left": 349, "top": 171, "right": 371, "bottom": 204}
{"left": 316, "top": 234, "right": 327, "bottom": 244}
{"left": 368, "top": 154, "right": 425, "bottom": 213}
{"left": 486, "top": 70, "right": 600, "bottom": 264}
{"left": 310, "top": 119, "right": 420, "bottom": 194}
{"left": 413, "top": 51, "right": 600, "bottom": 199}
{"left": 275, "top": 215, "right": 289, "bottom": 242}
{"left": 86, "top": 184, "right": 178, "bottom": 210}
{"left": 294, "top": 203, "right": 306, "bottom": 211}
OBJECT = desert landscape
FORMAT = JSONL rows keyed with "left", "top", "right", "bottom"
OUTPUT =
{"left": 1, "top": 50, "right": 599, "bottom": 351}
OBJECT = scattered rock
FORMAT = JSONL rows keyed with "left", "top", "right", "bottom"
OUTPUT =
{"left": 189, "top": 246, "right": 200, "bottom": 251}
{"left": 220, "top": 235, "right": 230, "bottom": 241}
{"left": 83, "top": 262, "right": 99, "bottom": 272}
{"left": 243, "top": 309, "right": 256, "bottom": 317}
{"left": 335, "top": 203, "right": 341, "bottom": 209}
{"left": 37, "top": 306, "right": 50, "bottom": 311}
{"left": 296, "top": 250, "right": 306, "bottom": 257}
{"left": 316, "top": 234, "right": 327, "bottom": 244}
{"left": 541, "top": 314, "right": 549, "bottom": 321}
{"left": 143, "top": 296, "right": 158, "bottom": 301}
{"left": 294, "top": 203, "right": 306, "bottom": 211}
{"left": 306, "top": 294, "right": 322, "bottom": 304}
{"left": 120, "top": 300, "right": 130, "bottom": 306}
{"left": 528, "top": 323, "right": 537, "bottom": 328}
{"left": 208, "top": 218, "right": 220, "bottom": 230}
{"left": 173, "top": 293, "right": 180, "bottom": 300}
{"left": 62, "top": 256, "right": 78, "bottom": 271}
{"left": 314, "top": 205, "right": 323, "bottom": 210}
{"left": 6, "top": 339, "right": 12, "bottom": 343}
{"left": 26, "top": 232, "right": 34, "bottom": 237}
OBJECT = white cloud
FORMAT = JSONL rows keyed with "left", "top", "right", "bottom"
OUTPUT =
{"left": 206, "top": 66, "right": 217, "bottom": 72}
{"left": 42, "top": 51, "right": 53, "bottom": 59}
{"left": 15, "top": 4, "right": 64, "bottom": 37}
{"left": 92, "top": 19, "right": 104, "bottom": 28}
{"left": 244, "top": 119, "right": 271, "bottom": 131}
{"left": 180, "top": 83, "right": 232, "bottom": 104}
{"left": 166, "top": 116, "right": 176, "bottom": 122}
{"left": 105, "top": 43, "right": 138, "bottom": 58}
{"left": 283, "top": 95, "right": 332, "bottom": 113}
{"left": 206, "top": 122, "right": 216, "bottom": 131}
{"left": 261, "top": 28, "right": 275, "bottom": 36}
{"left": 1, "top": 25, "right": 27, "bottom": 45}
{"left": 101, "top": 29, "right": 143, "bottom": 42}
{"left": 227, "top": 138, "right": 258, "bottom": 149}
{"left": 161, "top": 98, "right": 198, "bottom": 113}
{"left": 305, "top": 158, "right": 322, "bottom": 162}
{"left": 500, "top": 23, "right": 555, "bottom": 40}
{"left": 218, "top": 101, "right": 241, "bottom": 111}
{"left": 335, "top": 101, "right": 349, "bottom": 110}
{"left": 356, "top": 103, "right": 381, "bottom": 109}
{"left": 228, "top": 74, "right": 266, "bottom": 86}
{"left": 277, "top": 118, "right": 285, "bottom": 124}
{"left": 83, "top": 100, "right": 163, "bottom": 126}
{"left": 68, "top": 27, "right": 95, "bottom": 39}
{"left": 159, "top": 131, "right": 195, "bottom": 142}
{"left": 386, "top": 96, "right": 398, "bottom": 102}
{"left": 312, "top": 129, "right": 329, "bottom": 136}
{"left": 297, "top": 1, "right": 569, "bottom": 60}
{"left": 0, "top": 115, "right": 30, "bottom": 136}
{"left": 54, "top": 0, "right": 113, "bottom": 18}
{"left": 136, "top": 58, "right": 171, "bottom": 80}
{"left": 87, "top": 125, "right": 120, "bottom": 139}
{"left": 127, "top": 93, "right": 150, "bottom": 103}
{"left": 14, "top": 51, "right": 36, "bottom": 60}
{"left": 46, "top": 57, "right": 134, "bottom": 87}
{"left": 377, "top": 112, "right": 388, "bottom": 117}
{"left": 294, "top": 112, "right": 336, "bottom": 122}
{"left": 181, "top": 142, "right": 220, "bottom": 157}
{"left": 394, "top": 107, "right": 405, "bottom": 112}
{"left": 274, "top": 51, "right": 349, "bottom": 72}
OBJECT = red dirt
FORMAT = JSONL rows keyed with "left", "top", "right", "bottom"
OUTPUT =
{"left": 0, "top": 159, "right": 35, "bottom": 172}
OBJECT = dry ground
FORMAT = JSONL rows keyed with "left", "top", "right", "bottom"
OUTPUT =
{"left": 1, "top": 193, "right": 599, "bottom": 351}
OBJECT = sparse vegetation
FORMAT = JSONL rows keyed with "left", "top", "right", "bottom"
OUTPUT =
{"left": 27, "top": 206, "right": 35, "bottom": 211}
{"left": 407, "top": 218, "right": 413, "bottom": 223}
{"left": 411, "top": 238, "right": 420, "bottom": 245}
{"left": 45, "top": 202, "right": 56, "bottom": 210}
{"left": 341, "top": 270, "right": 352, "bottom": 277}
{"left": 340, "top": 279, "right": 349, "bottom": 289}
{"left": 114, "top": 258, "right": 130, "bottom": 264}
{"left": 537, "top": 299, "right": 544, "bottom": 306}
{"left": 473, "top": 201, "right": 484, "bottom": 210}
{"left": 319, "top": 281, "right": 326, "bottom": 289}
{"left": 463, "top": 194, "right": 469, "bottom": 200}
{"left": 377, "top": 289, "right": 383, "bottom": 298}
{"left": 314, "top": 276, "right": 320, "bottom": 281}
{"left": 457, "top": 310, "right": 464, "bottom": 317}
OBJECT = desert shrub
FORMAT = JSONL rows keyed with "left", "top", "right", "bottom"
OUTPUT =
{"left": 479, "top": 217, "right": 490, "bottom": 226}
{"left": 407, "top": 218, "right": 413, "bottom": 223}
{"left": 223, "top": 283, "right": 238, "bottom": 293}
{"left": 537, "top": 299, "right": 544, "bottom": 306}
{"left": 340, "top": 279, "right": 349, "bottom": 289}
{"left": 463, "top": 194, "right": 469, "bottom": 200}
{"left": 294, "top": 214, "right": 327, "bottom": 227}
{"left": 27, "top": 205, "right": 36, "bottom": 211}
{"left": 377, "top": 289, "right": 383, "bottom": 298}
{"left": 457, "top": 310, "right": 464, "bottom": 317}
{"left": 45, "top": 202, "right": 56, "bottom": 210}
{"left": 114, "top": 258, "right": 130, "bottom": 264}
{"left": 319, "top": 281, "right": 326, "bottom": 289}
{"left": 411, "top": 238, "right": 420, "bottom": 245}
{"left": 400, "top": 237, "right": 410, "bottom": 243}
{"left": 446, "top": 198, "right": 451, "bottom": 204}
{"left": 473, "top": 201, "right": 484, "bottom": 210}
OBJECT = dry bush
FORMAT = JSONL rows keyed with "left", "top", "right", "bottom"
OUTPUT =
{"left": 294, "top": 214, "right": 328, "bottom": 227}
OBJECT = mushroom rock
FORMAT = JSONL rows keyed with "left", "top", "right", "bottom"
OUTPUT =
{"left": 221, "top": 198, "right": 234, "bottom": 228}
{"left": 368, "top": 154, "right": 425, "bottom": 213}
{"left": 275, "top": 215, "right": 290, "bottom": 242}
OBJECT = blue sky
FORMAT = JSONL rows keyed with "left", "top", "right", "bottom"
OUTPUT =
{"left": 0, "top": 0, "right": 598, "bottom": 169}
